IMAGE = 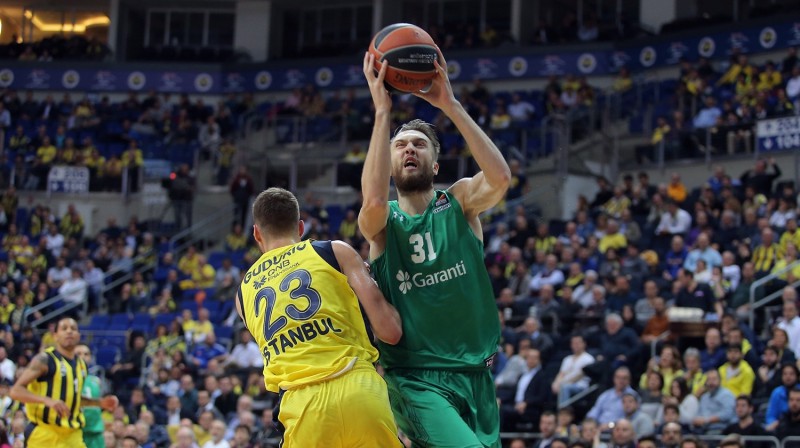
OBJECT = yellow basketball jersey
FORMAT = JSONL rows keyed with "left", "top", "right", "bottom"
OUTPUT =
{"left": 26, "top": 346, "right": 87, "bottom": 429}
{"left": 238, "top": 240, "right": 378, "bottom": 393}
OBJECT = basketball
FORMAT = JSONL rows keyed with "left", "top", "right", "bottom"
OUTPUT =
{"left": 368, "top": 23, "right": 440, "bottom": 93}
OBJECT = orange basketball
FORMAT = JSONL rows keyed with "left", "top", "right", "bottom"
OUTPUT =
{"left": 368, "top": 23, "right": 440, "bottom": 93}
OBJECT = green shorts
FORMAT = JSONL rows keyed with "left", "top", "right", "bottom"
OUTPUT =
{"left": 83, "top": 431, "right": 104, "bottom": 448}
{"left": 384, "top": 368, "right": 500, "bottom": 448}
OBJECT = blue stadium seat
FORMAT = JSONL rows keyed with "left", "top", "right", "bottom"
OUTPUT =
{"left": 132, "top": 312, "right": 151, "bottom": 326}
{"left": 208, "top": 252, "right": 227, "bottom": 269}
{"left": 108, "top": 313, "right": 131, "bottom": 331}
{"left": 153, "top": 313, "right": 178, "bottom": 328}
{"left": 89, "top": 315, "right": 111, "bottom": 329}
{"left": 95, "top": 346, "right": 120, "bottom": 370}
{"left": 216, "top": 326, "right": 234, "bottom": 345}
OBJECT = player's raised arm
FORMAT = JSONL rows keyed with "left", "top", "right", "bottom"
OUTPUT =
{"left": 332, "top": 240, "right": 402, "bottom": 344}
{"left": 414, "top": 53, "right": 510, "bottom": 218}
{"left": 359, "top": 52, "right": 393, "bottom": 247}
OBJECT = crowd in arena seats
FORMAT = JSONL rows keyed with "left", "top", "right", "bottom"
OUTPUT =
{"left": 638, "top": 47, "right": 799, "bottom": 164}
{"left": 0, "top": 88, "right": 253, "bottom": 192}
{"left": 0, "top": 190, "right": 282, "bottom": 446}
{"left": 0, "top": 35, "right": 110, "bottom": 61}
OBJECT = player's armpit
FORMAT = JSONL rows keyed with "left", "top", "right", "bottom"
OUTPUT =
{"left": 332, "top": 240, "right": 402, "bottom": 344}
{"left": 449, "top": 172, "right": 508, "bottom": 218}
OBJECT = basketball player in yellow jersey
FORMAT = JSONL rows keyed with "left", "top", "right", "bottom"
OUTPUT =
{"left": 236, "top": 187, "right": 403, "bottom": 448}
{"left": 10, "top": 317, "right": 119, "bottom": 448}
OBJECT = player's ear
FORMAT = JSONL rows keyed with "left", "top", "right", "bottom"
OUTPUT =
{"left": 253, "top": 225, "right": 263, "bottom": 245}
{"left": 298, "top": 219, "right": 305, "bottom": 238}
{"left": 433, "top": 161, "right": 439, "bottom": 175}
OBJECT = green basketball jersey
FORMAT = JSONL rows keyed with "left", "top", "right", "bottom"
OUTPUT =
{"left": 82, "top": 375, "right": 103, "bottom": 434}
{"left": 371, "top": 190, "right": 500, "bottom": 370}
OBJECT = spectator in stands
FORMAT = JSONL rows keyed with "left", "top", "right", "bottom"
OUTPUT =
{"left": 552, "top": 334, "right": 594, "bottom": 407}
{"left": 656, "top": 201, "right": 692, "bottom": 241}
{"left": 517, "top": 316, "right": 554, "bottom": 360}
{"left": 506, "top": 160, "right": 529, "bottom": 201}
{"left": 587, "top": 366, "right": 636, "bottom": 427}
{"left": 533, "top": 411, "right": 557, "bottom": 448}
{"left": 574, "top": 270, "right": 599, "bottom": 309}
{"left": 752, "top": 227, "right": 781, "bottom": 277}
{"left": 229, "top": 167, "right": 255, "bottom": 228}
{"left": 641, "top": 345, "right": 683, "bottom": 396}
{"left": 740, "top": 157, "right": 782, "bottom": 197}
{"left": 683, "top": 233, "right": 722, "bottom": 272}
{"left": 674, "top": 268, "right": 719, "bottom": 315}
{"left": 529, "top": 254, "right": 564, "bottom": 293}
{"left": 58, "top": 268, "right": 88, "bottom": 314}
{"left": 776, "top": 388, "right": 800, "bottom": 441}
{"left": 613, "top": 67, "right": 633, "bottom": 93}
{"left": 489, "top": 104, "right": 512, "bottom": 130}
{"left": 766, "top": 363, "right": 799, "bottom": 430}
{"left": 190, "top": 333, "right": 227, "bottom": 372}
{"left": 666, "top": 173, "right": 688, "bottom": 204}
{"left": 779, "top": 218, "right": 800, "bottom": 252}
{"left": 722, "top": 394, "right": 767, "bottom": 440}
{"left": 665, "top": 377, "right": 699, "bottom": 426}
{"left": 46, "top": 257, "right": 71, "bottom": 290}
{"left": 718, "top": 344, "right": 755, "bottom": 397}
{"left": 220, "top": 329, "right": 262, "bottom": 375}
{"left": 599, "top": 220, "right": 627, "bottom": 255}
{"left": 621, "top": 392, "right": 654, "bottom": 438}
{"left": 501, "top": 348, "right": 547, "bottom": 431}
{"left": 108, "top": 333, "right": 147, "bottom": 391}
{"left": 169, "top": 163, "right": 196, "bottom": 229}
{"left": 718, "top": 55, "right": 754, "bottom": 86}
{"left": 692, "top": 97, "right": 722, "bottom": 130}
{"left": 693, "top": 369, "right": 736, "bottom": 433}
{"left": 778, "top": 297, "right": 800, "bottom": 356}
{"left": 755, "top": 346, "right": 783, "bottom": 399}
{"left": 701, "top": 327, "right": 726, "bottom": 372}
{"left": 508, "top": 94, "right": 535, "bottom": 123}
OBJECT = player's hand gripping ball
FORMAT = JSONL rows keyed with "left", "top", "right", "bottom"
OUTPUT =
{"left": 368, "top": 23, "right": 441, "bottom": 93}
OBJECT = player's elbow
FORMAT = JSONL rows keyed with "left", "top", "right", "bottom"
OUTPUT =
{"left": 491, "top": 167, "right": 512, "bottom": 192}
{"left": 9, "top": 385, "right": 23, "bottom": 402}
{"left": 381, "top": 326, "right": 403, "bottom": 345}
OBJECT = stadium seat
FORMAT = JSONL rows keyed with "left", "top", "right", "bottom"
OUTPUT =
{"left": 216, "top": 326, "right": 234, "bottom": 345}
{"left": 153, "top": 313, "right": 178, "bottom": 328}
{"left": 94, "top": 346, "right": 120, "bottom": 370}
{"left": 108, "top": 313, "right": 131, "bottom": 331}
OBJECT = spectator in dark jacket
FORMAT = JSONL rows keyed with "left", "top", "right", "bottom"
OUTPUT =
{"left": 776, "top": 388, "right": 800, "bottom": 441}
{"left": 229, "top": 166, "right": 255, "bottom": 228}
{"left": 598, "top": 313, "right": 640, "bottom": 367}
{"left": 739, "top": 157, "right": 781, "bottom": 197}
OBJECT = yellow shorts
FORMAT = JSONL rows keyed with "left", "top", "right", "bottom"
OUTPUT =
{"left": 277, "top": 361, "right": 401, "bottom": 448}
{"left": 26, "top": 423, "right": 85, "bottom": 448}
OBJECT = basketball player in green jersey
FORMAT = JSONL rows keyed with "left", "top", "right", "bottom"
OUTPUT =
{"left": 74, "top": 344, "right": 104, "bottom": 448}
{"left": 361, "top": 51, "right": 511, "bottom": 448}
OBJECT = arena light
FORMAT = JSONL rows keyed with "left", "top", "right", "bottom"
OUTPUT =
{"left": 24, "top": 10, "right": 109, "bottom": 33}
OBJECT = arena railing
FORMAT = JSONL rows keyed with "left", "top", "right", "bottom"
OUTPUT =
{"left": 748, "top": 260, "right": 800, "bottom": 330}
{"left": 783, "top": 436, "right": 800, "bottom": 448}
{"left": 557, "top": 383, "right": 600, "bottom": 411}
{"left": 26, "top": 247, "right": 156, "bottom": 327}
{"left": 497, "top": 432, "right": 782, "bottom": 446}
{"left": 168, "top": 202, "right": 237, "bottom": 256}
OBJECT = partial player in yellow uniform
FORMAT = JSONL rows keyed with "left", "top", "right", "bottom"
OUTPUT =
{"left": 10, "top": 317, "right": 118, "bottom": 448}
{"left": 236, "top": 187, "right": 403, "bottom": 448}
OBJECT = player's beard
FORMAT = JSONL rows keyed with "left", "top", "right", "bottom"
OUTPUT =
{"left": 394, "top": 165, "right": 434, "bottom": 194}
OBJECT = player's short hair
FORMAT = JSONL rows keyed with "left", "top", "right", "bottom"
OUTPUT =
{"left": 252, "top": 188, "right": 300, "bottom": 236}
{"left": 394, "top": 119, "right": 441, "bottom": 160}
